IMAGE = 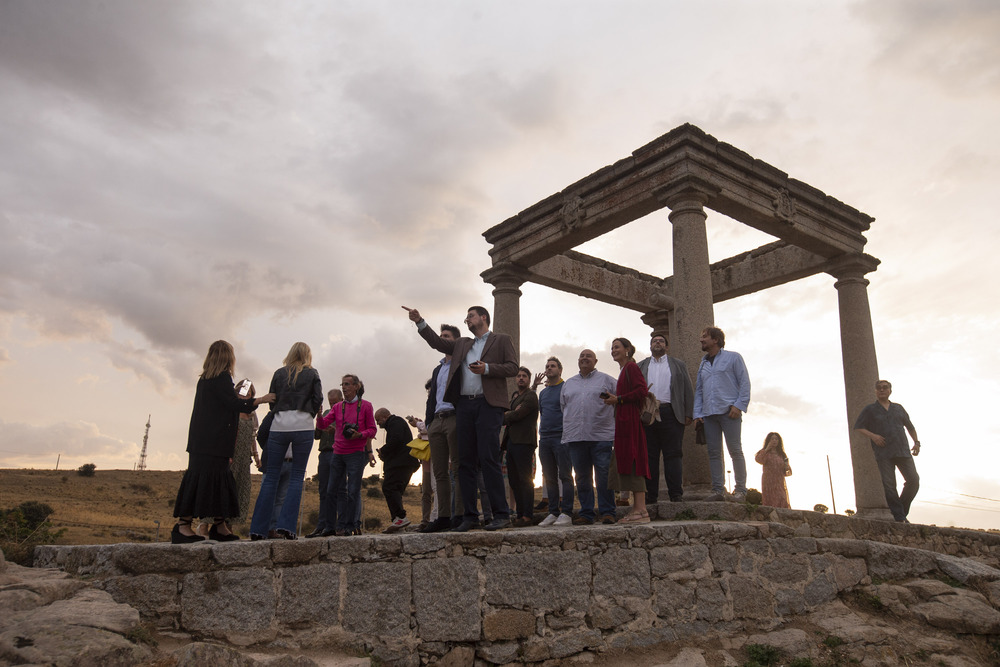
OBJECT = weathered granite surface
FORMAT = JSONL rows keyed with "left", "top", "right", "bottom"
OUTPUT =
{"left": 29, "top": 506, "right": 1000, "bottom": 665}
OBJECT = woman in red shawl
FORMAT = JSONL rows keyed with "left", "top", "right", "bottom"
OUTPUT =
{"left": 603, "top": 337, "right": 651, "bottom": 523}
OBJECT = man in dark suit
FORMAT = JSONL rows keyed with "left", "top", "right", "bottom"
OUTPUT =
{"left": 637, "top": 331, "right": 694, "bottom": 503}
{"left": 403, "top": 305, "right": 519, "bottom": 531}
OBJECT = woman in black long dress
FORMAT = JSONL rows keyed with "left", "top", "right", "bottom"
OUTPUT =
{"left": 172, "top": 340, "right": 274, "bottom": 544}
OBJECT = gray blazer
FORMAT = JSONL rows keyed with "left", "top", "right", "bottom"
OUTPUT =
{"left": 637, "top": 355, "right": 694, "bottom": 425}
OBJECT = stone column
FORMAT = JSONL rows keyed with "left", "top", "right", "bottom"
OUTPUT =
{"left": 659, "top": 180, "right": 719, "bottom": 492}
{"left": 830, "top": 255, "right": 892, "bottom": 520}
{"left": 482, "top": 264, "right": 527, "bottom": 362}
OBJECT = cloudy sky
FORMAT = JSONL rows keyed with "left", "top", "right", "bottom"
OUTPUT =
{"left": 1, "top": 1, "right": 998, "bottom": 530}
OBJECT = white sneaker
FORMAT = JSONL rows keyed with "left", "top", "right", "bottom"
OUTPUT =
{"left": 384, "top": 517, "right": 411, "bottom": 533}
{"left": 538, "top": 513, "right": 558, "bottom": 527}
{"left": 554, "top": 513, "right": 573, "bottom": 526}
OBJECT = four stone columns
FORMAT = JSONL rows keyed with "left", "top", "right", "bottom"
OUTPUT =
{"left": 481, "top": 225, "right": 889, "bottom": 519}
{"left": 830, "top": 256, "right": 892, "bottom": 520}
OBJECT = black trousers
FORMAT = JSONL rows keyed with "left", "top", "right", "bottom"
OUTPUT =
{"left": 643, "top": 404, "right": 686, "bottom": 503}
{"left": 382, "top": 465, "right": 416, "bottom": 519}
{"left": 506, "top": 442, "right": 536, "bottom": 519}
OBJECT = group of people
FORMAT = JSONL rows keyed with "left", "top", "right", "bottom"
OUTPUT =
{"left": 169, "top": 306, "right": 923, "bottom": 544}
{"left": 400, "top": 305, "right": 760, "bottom": 532}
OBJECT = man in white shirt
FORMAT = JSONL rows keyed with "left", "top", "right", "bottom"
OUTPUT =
{"left": 560, "top": 349, "right": 618, "bottom": 525}
{"left": 637, "top": 332, "right": 694, "bottom": 504}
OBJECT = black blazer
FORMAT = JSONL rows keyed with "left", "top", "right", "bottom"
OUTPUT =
{"left": 186, "top": 373, "right": 257, "bottom": 458}
{"left": 425, "top": 363, "right": 444, "bottom": 426}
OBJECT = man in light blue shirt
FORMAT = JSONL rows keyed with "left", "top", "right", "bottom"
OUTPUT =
{"left": 693, "top": 326, "right": 751, "bottom": 501}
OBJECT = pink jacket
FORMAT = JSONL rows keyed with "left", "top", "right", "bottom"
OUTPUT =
{"left": 315, "top": 399, "right": 377, "bottom": 454}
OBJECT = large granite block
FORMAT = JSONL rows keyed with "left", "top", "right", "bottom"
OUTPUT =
{"left": 342, "top": 561, "right": 411, "bottom": 637}
{"left": 277, "top": 563, "right": 340, "bottom": 626}
{"left": 594, "top": 547, "right": 650, "bottom": 598}
{"left": 181, "top": 568, "right": 277, "bottom": 642}
{"left": 413, "top": 557, "right": 480, "bottom": 642}
{"left": 649, "top": 544, "right": 711, "bottom": 578}
{"left": 484, "top": 551, "right": 590, "bottom": 609}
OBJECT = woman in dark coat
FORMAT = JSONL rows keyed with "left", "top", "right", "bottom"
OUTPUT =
{"left": 603, "top": 337, "right": 651, "bottom": 523}
{"left": 172, "top": 340, "right": 274, "bottom": 544}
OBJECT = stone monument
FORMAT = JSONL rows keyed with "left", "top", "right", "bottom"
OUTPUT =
{"left": 479, "top": 123, "right": 890, "bottom": 520}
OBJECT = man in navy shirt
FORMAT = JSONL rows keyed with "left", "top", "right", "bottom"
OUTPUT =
{"left": 854, "top": 380, "right": 922, "bottom": 522}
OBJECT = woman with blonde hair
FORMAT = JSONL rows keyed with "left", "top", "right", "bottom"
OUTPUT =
{"left": 603, "top": 337, "right": 651, "bottom": 523}
{"left": 755, "top": 432, "right": 791, "bottom": 509}
{"left": 172, "top": 341, "right": 274, "bottom": 544}
{"left": 249, "top": 342, "right": 324, "bottom": 540}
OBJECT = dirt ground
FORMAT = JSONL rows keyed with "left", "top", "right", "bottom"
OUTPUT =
{"left": 0, "top": 467, "right": 436, "bottom": 544}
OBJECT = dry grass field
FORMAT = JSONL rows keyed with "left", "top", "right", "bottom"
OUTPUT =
{"left": 0, "top": 467, "right": 429, "bottom": 545}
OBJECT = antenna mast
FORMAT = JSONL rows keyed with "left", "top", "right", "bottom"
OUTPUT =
{"left": 137, "top": 415, "right": 151, "bottom": 471}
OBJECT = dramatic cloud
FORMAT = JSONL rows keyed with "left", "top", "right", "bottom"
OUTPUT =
{"left": 0, "top": 2, "right": 997, "bottom": 532}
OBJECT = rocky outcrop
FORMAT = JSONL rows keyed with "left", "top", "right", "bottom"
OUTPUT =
{"left": 0, "top": 548, "right": 152, "bottom": 666}
{"left": 30, "top": 508, "right": 1000, "bottom": 666}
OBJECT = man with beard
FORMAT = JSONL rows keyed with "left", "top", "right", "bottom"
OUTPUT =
{"left": 403, "top": 305, "right": 518, "bottom": 532}
{"left": 693, "top": 327, "right": 751, "bottom": 502}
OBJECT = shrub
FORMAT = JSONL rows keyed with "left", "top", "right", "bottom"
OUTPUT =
{"left": 813, "top": 503, "right": 828, "bottom": 514}
{"left": 77, "top": 463, "right": 97, "bottom": 477}
{"left": 745, "top": 488, "right": 763, "bottom": 505}
{"left": 745, "top": 643, "right": 783, "bottom": 666}
{"left": 1, "top": 501, "right": 67, "bottom": 566}
{"left": 366, "top": 487, "right": 383, "bottom": 498}
{"left": 844, "top": 509, "right": 855, "bottom": 516}
{"left": 363, "top": 517, "right": 382, "bottom": 530}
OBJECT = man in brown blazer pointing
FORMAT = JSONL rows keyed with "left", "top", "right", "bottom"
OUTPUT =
{"left": 403, "top": 305, "right": 519, "bottom": 531}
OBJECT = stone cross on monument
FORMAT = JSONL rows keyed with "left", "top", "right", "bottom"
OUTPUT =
{"left": 479, "top": 123, "right": 891, "bottom": 520}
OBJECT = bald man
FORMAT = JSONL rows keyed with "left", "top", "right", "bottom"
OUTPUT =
{"left": 560, "top": 349, "right": 618, "bottom": 525}
{"left": 375, "top": 408, "right": 420, "bottom": 533}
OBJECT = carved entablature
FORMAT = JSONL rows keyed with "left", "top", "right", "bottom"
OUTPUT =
{"left": 560, "top": 196, "right": 586, "bottom": 231}
{"left": 772, "top": 187, "right": 797, "bottom": 224}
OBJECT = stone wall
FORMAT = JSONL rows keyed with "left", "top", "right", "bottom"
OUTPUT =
{"left": 32, "top": 512, "right": 1000, "bottom": 666}
{"left": 654, "top": 502, "right": 1000, "bottom": 567}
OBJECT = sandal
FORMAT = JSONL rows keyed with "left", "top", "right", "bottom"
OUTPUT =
{"left": 619, "top": 511, "right": 650, "bottom": 524}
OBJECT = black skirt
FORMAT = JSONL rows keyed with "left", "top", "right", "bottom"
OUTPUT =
{"left": 173, "top": 453, "right": 240, "bottom": 519}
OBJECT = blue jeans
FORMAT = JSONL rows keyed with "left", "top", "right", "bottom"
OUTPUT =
{"left": 539, "top": 434, "right": 574, "bottom": 516}
{"left": 330, "top": 451, "right": 366, "bottom": 533}
{"left": 702, "top": 413, "right": 746, "bottom": 494}
{"left": 876, "top": 455, "right": 919, "bottom": 522}
{"left": 269, "top": 458, "right": 293, "bottom": 531}
{"left": 568, "top": 440, "right": 615, "bottom": 520}
{"left": 455, "top": 396, "right": 509, "bottom": 522}
{"left": 316, "top": 450, "right": 334, "bottom": 532}
{"left": 250, "top": 430, "right": 313, "bottom": 536}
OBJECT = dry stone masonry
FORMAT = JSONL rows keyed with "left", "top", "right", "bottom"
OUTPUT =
{"left": 28, "top": 507, "right": 1000, "bottom": 666}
